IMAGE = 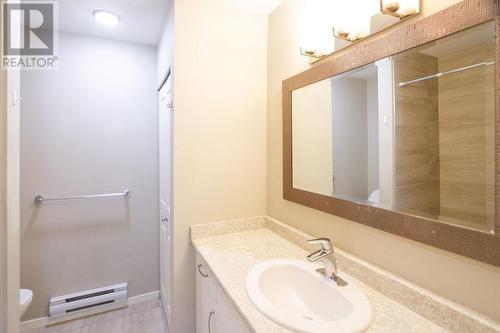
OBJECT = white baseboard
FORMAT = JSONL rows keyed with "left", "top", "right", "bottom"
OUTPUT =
{"left": 128, "top": 290, "right": 159, "bottom": 305}
{"left": 20, "top": 290, "right": 160, "bottom": 332}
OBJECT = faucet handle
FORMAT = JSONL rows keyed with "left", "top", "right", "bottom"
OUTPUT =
{"left": 307, "top": 238, "right": 333, "bottom": 252}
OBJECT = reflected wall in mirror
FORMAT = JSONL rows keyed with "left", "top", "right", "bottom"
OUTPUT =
{"left": 292, "top": 21, "right": 495, "bottom": 233}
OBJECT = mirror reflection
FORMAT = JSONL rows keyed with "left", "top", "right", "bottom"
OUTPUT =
{"left": 292, "top": 21, "right": 495, "bottom": 233}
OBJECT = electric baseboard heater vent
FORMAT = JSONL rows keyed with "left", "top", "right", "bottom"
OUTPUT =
{"left": 49, "top": 283, "right": 127, "bottom": 318}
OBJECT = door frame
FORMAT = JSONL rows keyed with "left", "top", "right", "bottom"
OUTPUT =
{"left": 1, "top": 65, "right": 21, "bottom": 332}
{"left": 2, "top": 0, "right": 24, "bottom": 327}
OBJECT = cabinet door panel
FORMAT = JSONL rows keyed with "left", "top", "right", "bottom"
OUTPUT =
{"left": 196, "top": 256, "right": 216, "bottom": 333}
{"left": 215, "top": 284, "right": 252, "bottom": 333}
{"left": 213, "top": 311, "right": 233, "bottom": 333}
{"left": 195, "top": 255, "right": 252, "bottom": 333}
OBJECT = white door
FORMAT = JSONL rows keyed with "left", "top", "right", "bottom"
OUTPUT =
{"left": 159, "top": 73, "right": 173, "bottom": 328}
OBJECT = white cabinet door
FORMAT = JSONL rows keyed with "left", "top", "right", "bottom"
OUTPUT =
{"left": 195, "top": 255, "right": 252, "bottom": 333}
{"left": 213, "top": 312, "right": 233, "bottom": 333}
{"left": 159, "top": 74, "right": 173, "bottom": 329}
{"left": 196, "top": 256, "right": 216, "bottom": 333}
{"left": 214, "top": 283, "right": 252, "bottom": 333}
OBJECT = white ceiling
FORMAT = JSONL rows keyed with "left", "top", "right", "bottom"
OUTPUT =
{"left": 58, "top": 0, "right": 170, "bottom": 46}
{"left": 57, "top": 0, "right": 283, "bottom": 46}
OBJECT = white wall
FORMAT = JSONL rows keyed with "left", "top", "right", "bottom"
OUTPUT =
{"left": 172, "top": 0, "right": 268, "bottom": 331}
{"left": 376, "top": 58, "right": 394, "bottom": 207}
{"left": 20, "top": 32, "right": 159, "bottom": 320}
{"left": 332, "top": 77, "right": 368, "bottom": 199}
{"left": 366, "top": 78, "right": 379, "bottom": 196}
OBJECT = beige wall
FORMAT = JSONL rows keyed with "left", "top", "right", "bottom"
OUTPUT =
{"left": 267, "top": 0, "right": 500, "bottom": 322}
{"left": 172, "top": 0, "right": 268, "bottom": 332}
{"left": 393, "top": 52, "right": 440, "bottom": 217}
{"left": 292, "top": 79, "right": 332, "bottom": 196}
{"left": 438, "top": 43, "right": 495, "bottom": 231}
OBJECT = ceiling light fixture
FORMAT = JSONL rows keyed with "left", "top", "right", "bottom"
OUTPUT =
{"left": 93, "top": 10, "right": 120, "bottom": 26}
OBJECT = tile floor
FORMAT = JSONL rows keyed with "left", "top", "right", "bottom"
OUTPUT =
{"left": 23, "top": 299, "right": 169, "bottom": 333}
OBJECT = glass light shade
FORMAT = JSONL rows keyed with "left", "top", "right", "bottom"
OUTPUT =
{"left": 299, "top": 0, "right": 335, "bottom": 57}
{"left": 333, "top": 0, "right": 379, "bottom": 41}
{"left": 93, "top": 10, "right": 120, "bottom": 26}
{"left": 381, "top": 0, "right": 420, "bottom": 16}
{"left": 397, "top": 0, "right": 420, "bottom": 15}
{"left": 348, "top": 0, "right": 380, "bottom": 36}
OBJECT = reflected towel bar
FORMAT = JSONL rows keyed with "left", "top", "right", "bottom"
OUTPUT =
{"left": 398, "top": 61, "right": 495, "bottom": 87}
{"left": 34, "top": 190, "right": 131, "bottom": 204}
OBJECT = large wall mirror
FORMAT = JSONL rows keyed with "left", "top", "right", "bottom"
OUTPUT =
{"left": 293, "top": 21, "right": 495, "bottom": 233}
{"left": 283, "top": 0, "right": 500, "bottom": 266}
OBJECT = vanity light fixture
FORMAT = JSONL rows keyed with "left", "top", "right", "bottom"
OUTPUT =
{"left": 380, "top": 0, "right": 419, "bottom": 18}
{"left": 300, "top": 0, "right": 420, "bottom": 60}
{"left": 93, "top": 10, "right": 121, "bottom": 26}
{"left": 299, "top": 0, "right": 336, "bottom": 60}
{"left": 299, "top": 48, "right": 320, "bottom": 58}
{"left": 334, "top": 28, "right": 368, "bottom": 43}
{"left": 300, "top": 46, "right": 329, "bottom": 59}
{"left": 334, "top": 0, "right": 379, "bottom": 43}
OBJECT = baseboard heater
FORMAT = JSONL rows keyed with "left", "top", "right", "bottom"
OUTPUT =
{"left": 49, "top": 283, "right": 128, "bottom": 318}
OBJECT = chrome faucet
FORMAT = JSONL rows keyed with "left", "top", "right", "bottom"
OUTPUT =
{"left": 307, "top": 238, "right": 347, "bottom": 286}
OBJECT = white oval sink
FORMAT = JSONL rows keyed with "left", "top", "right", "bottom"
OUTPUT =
{"left": 245, "top": 259, "right": 372, "bottom": 333}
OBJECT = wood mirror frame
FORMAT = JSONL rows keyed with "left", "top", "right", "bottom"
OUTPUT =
{"left": 283, "top": 0, "right": 500, "bottom": 267}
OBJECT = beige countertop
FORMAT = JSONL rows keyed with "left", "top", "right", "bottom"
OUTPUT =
{"left": 190, "top": 217, "right": 494, "bottom": 333}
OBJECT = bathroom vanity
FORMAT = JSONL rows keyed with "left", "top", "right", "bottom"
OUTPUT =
{"left": 191, "top": 2, "right": 500, "bottom": 332}
{"left": 191, "top": 217, "right": 499, "bottom": 333}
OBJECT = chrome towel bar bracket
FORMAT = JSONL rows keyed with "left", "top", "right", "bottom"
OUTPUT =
{"left": 34, "top": 189, "right": 131, "bottom": 204}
